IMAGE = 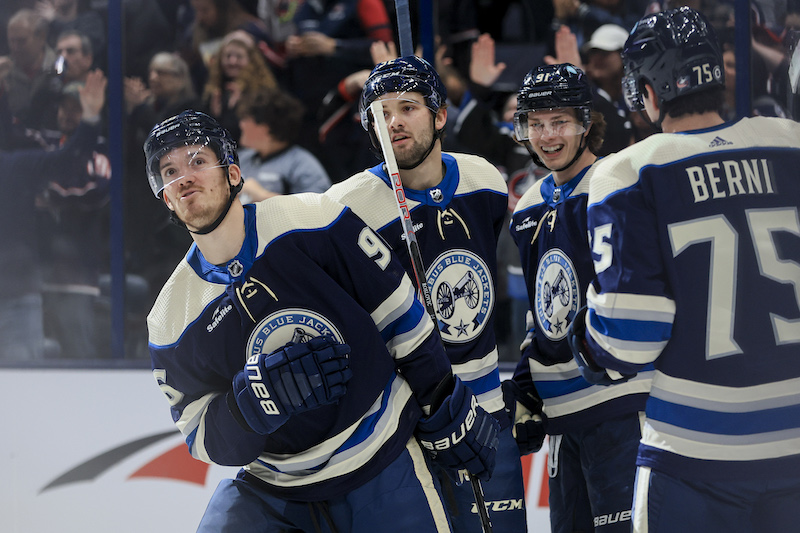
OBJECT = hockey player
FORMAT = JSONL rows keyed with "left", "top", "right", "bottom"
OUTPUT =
{"left": 144, "top": 110, "right": 500, "bottom": 532}
{"left": 326, "top": 56, "right": 527, "bottom": 532}
{"left": 507, "top": 63, "right": 652, "bottom": 532}
{"left": 568, "top": 7, "right": 800, "bottom": 532}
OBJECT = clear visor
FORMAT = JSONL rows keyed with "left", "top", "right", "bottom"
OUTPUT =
{"left": 361, "top": 94, "right": 438, "bottom": 129}
{"left": 622, "top": 74, "right": 644, "bottom": 112}
{"left": 147, "top": 144, "right": 226, "bottom": 197}
{"left": 514, "top": 109, "right": 587, "bottom": 141}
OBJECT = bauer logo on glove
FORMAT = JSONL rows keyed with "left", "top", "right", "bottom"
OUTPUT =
{"left": 229, "top": 335, "right": 352, "bottom": 434}
{"left": 416, "top": 377, "right": 500, "bottom": 482}
{"left": 419, "top": 394, "right": 478, "bottom": 452}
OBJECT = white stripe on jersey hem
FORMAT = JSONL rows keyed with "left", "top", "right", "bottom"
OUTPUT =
{"left": 246, "top": 376, "right": 414, "bottom": 487}
{"left": 650, "top": 371, "right": 800, "bottom": 411}
{"left": 642, "top": 419, "right": 800, "bottom": 462}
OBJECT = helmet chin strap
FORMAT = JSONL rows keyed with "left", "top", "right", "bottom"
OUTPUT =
{"left": 169, "top": 169, "right": 243, "bottom": 235}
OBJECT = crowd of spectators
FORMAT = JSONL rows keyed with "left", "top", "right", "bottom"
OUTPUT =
{"left": 0, "top": 0, "right": 798, "bottom": 361}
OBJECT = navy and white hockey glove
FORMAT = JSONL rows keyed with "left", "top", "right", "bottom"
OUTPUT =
{"left": 416, "top": 377, "right": 500, "bottom": 482}
{"left": 230, "top": 335, "right": 352, "bottom": 435}
{"left": 502, "top": 380, "right": 547, "bottom": 456}
{"left": 568, "top": 307, "right": 633, "bottom": 386}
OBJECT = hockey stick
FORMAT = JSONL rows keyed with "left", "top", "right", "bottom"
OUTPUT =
{"left": 369, "top": 100, "right": 494, "bottom": 533}
{"left": 395, "top": 0, "right": 413, "bottom": 57}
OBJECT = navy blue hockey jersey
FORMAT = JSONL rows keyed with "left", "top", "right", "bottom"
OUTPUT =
{"left": 148, "top": 194, "right": 452, "bottom": 500}
{"left": 509, "top": 165, "right": 651, "bottom": 434}
{"left": 584, "top": 117, "right": 800, "bottom": 480}
{"left": 326, "top": 153, "right": 508, "bottom": 420}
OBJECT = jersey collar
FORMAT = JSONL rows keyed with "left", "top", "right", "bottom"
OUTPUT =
{"left": 541, "top": 164, "right": 592, "bottom": 208}
{"left": 187, "top": 203, "right": 258, "bottom": 284}
{"left": 369, "top": 153, "right": 459, "bottom": 208}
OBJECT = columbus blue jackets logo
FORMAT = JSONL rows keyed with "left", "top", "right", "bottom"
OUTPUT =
{"left": 426, "top": 250, "right": 493, "bottom": 344}
{"left": 246, "top": 308, "right": 344, "bottom": 357}
{"left": 535, "top": 249, "right": 579, "bottom": 341}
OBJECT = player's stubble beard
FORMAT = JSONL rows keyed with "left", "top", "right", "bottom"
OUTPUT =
{"left": 172, "top": 179, "right": 230, "bottom": 233}
{"left": 393, "top": 122, "right": 435, "bottom": 169}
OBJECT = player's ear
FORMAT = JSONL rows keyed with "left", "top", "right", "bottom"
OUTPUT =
{"left": 435, "top": 107, "right": 447, "bottom": 130}
{"left": 228, "top": 163, "right": 242, "bottom": 187}
{"left": 162, "top": 193, "right": 175, "bottom": 211}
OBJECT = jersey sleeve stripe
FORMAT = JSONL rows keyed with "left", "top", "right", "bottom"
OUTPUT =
{"left": 451, "top": 347, "right": 499, "bottom": 376}
{"left": 370, "top": 276, "right": 416, "bottom": 330}
{"left": 177, "top": 392, "right": 218, "bottom": 462}
{"left": 385, "top": 316, "right": 435, "bottom": 361}
{"left": 542, "top": 373, "right": 653, "bottom": 419}
{"left": 588, "top": 285, "right": 677, "bottom": 322}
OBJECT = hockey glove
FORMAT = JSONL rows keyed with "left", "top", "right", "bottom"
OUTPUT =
{"left": 568, "top": 307, "right": 633, "bottom": 386}
{"left": 502, "top": 380, "right": 547, "bottom": 455}
{"left": 230, "top": 335, "right": 352, "bottom": 435}
{"left": 416, "top": 377, "right": 500, "bottom": 482}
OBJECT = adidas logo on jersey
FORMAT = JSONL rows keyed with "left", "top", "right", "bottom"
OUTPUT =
{"left": 709, "top": 136, "right": 733, "bottom": 147}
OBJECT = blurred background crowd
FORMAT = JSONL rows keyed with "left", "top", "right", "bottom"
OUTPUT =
{"left": 0, "top": 0, "right": 798, "bottom": 363}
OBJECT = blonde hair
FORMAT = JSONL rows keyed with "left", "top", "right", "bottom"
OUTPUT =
{"left": 202, "top": 32, "right": 277, "bottom": 103}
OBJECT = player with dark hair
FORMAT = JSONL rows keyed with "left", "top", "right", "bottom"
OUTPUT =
{"left": 326, "top": 55, "right": 526, "bottom": 532}
{"left": 568, "top": 7, "right": 800, "bottom": 532}
{"left": 507, "top": 63, "right": 651, "bottom": 532}
{"left": 144, "top": 110, "right": 499, "bottom": 532}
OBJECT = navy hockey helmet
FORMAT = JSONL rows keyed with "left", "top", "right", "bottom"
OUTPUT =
{"left": 621, "top": 6, "right": 724, "bottom": 112}
{"left": 359, "top": 55, "right": 447, "bottom": 130}
{"left": 514, "top": 63, "right": 593, "bottom": 142}
{"left": 144, "top": 110, "right": 239, "bottom": 198}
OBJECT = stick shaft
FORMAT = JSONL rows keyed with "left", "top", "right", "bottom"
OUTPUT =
{"left": 369, "top": 100, "right": 493, "bottom": 533}
{"left": 395, "top": 0, "right": 413, "bottom": 57}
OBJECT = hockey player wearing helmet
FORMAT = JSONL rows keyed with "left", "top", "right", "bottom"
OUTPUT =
{"left": 143, "top": 110, "right": 489, "bottom": 532}
{"left": 568, "top": 7, "right": 800, "bottom": 532}
{"left": 327, "top": 56, "right": 527, "bottom": 532}
{"left": 508, "top": 62, "right": 651, "bottom": 533}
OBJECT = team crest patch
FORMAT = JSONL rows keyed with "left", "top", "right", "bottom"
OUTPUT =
{"left": 246, "top": 308, "right": 344, "bottom": 357}
{"left": 535, "top": 249, "right": 579, "bottom": 341}
{"left": 426, "top": 250, "right": 493, "bottom": 344}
